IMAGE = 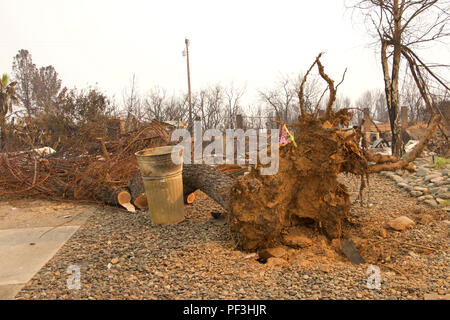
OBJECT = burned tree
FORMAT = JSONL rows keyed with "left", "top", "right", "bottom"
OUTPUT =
{"left": 12, "top": 49, "right": 37, "bottom": 116}
{"left": 0, "top": 74, "right": 18, "bottom": 150}
{"left": 349, "top": 0, "right": 450, "bottom": 157}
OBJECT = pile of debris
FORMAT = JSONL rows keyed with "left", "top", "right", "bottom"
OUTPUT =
{"left": 407, "top": 121, "right": 449, "bottom": 157}
{"left": 426, "top": 126, "right": 449, "bottom": 157}
{"left": 0, "top": 120, "right": 171, "bottom": 211}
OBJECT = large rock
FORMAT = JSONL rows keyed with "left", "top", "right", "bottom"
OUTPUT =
{"left": 416, "top": 167, "right": 429, "bottom": 177}
{"left": 437, "top": 192, "right": 450, "bottom": 200}
{"left": 431, "top": 177, "right": 444, "bottom": 184}
{"left": 424, "top": 293, "right": 450, "bottom": 300}
{"left": 392, "top": 175, "right": 404, "bottom": 183}
{"left": 413, "top": 187, "right": 428, "bottom": 194}
{"left": 429, "top": 187, "right": 441, "bottom": 195}
{"left": 258, "top": 247, "right": 288, "bottom": 261}
{"left": 388, "top": 216, "right": 415, "bottom": 231}
{"left": 425, "top": 174, "right": 442, "bottom": 182}
{"left": 395, "top": 170, "right": 404, "bottom": 176}
{"left": 398, "top": 183, "right": 412, "bottom": 191}
{"left": 424, "top": 199, "right": 439, "bottom": 208}
{"left": 410, "top": 191, "right": 423, "bottom": 197}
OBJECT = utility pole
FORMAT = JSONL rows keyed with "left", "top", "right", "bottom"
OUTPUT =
{"left": 184, "top": 38, "right": 193, "bottom": 131}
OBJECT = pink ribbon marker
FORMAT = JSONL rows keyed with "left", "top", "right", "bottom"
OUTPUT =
{"left": 280, "top": 125, "right": 289, "bottom": 145}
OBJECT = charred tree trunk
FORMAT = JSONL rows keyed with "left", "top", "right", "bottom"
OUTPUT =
{"left": 70, "top": 176, "right": 135, "bottom": 211}
{"left": 90, "top": 183, "right": 134, "bottom": 211}
{"left": 0, "top": 115, "right": 6, "bottom": 151}
{"left": 182, "top": 164, "right": 235, "bottom": 210}
{"left": 128, "top": 164, "right": 233, "bottom": 209}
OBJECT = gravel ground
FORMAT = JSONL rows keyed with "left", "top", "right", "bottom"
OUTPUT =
{"left": 15, "top": 171, "right": 449, "bottom": 300}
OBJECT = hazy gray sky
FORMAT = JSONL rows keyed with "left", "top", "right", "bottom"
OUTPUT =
{"left": 1, "top": 0, "right": 443, "bottom": 107}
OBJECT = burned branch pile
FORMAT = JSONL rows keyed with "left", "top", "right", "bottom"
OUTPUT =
{"left": 0, "top": 119, "right": 170, "bottom": 209}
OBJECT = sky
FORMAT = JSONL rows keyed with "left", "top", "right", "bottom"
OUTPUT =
{"left": 0, "top": 0, "right": 446, "bottom": 109}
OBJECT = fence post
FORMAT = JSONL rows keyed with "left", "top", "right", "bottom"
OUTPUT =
{"left": 276, "top": 112, "right": 282, "bottom": 129}
{"left": 236, "top": 114, "right": 244, "bottom": 129}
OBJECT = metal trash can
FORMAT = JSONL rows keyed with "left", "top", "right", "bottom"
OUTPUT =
{"left": 135, "top": 146, "right": 185, "bottom": 225}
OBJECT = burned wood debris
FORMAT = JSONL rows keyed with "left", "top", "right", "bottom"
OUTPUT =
{"left": 0, "top": 117, "right": 241, "bottom": 211}
{"left": 0, "top": 119, "right": 171, "bottom": 211}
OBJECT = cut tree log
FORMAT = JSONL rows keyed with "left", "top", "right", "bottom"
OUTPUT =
{"left": 97, "top": 185, "right": 135, "bottom": 212}
{"left": 133, "top": 194, "right": 148, "bottom": 210}
{"left": 116, "top": 188, "right": 132, "bottom": 205}
{"left": 72, "top": 177, "right": 135, "bottom": 212}
{"left": 184, "top": 192, "right": 196, "bottom": 204}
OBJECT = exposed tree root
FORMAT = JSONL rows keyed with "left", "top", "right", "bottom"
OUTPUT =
{"left": 226, "top": 54, "right": 441, "bottom": 251}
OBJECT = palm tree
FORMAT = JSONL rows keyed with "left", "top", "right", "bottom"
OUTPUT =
{"left": 0, "top": 74, "right": 18, "bottom": 149}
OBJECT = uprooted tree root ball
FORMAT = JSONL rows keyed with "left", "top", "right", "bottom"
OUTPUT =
{"left": 227, "top": 54, "right": 441, "bottom": 252}
{"left": 229, "top": 113, "right": 356, "bottom": 250}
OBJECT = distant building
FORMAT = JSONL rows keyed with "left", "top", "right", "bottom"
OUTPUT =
{"left": 360, "top": 108, "right": 396, "bottom": 143}
{"left": 360, "top": 106, "right": 432, "bottom": 144}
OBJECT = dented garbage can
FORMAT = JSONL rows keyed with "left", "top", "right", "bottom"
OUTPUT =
{"left": 135, "top": 146, "right": 185, "bottom": 225}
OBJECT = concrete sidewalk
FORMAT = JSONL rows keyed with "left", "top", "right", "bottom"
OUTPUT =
{"left": 0, "top": 199, "right": 94, "bottom": 299}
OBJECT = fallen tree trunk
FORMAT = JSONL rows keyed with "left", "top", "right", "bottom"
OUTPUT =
{"left": 128, "top": 164, "right": 235, "bottom": 209}
{"left": 127, "top": 164, "right": 230, "bottom": 210}
{"left": 367, "top": 115, "right": 441, "bottom": 173}
{"left": 91, "top": 185, "right": 134, "bottom": 211}
{"left": 182, "top": 164, "right": 235, "bottom": 210}
{"left": 71, "top": 176, "right": 135, "bottom": 212}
